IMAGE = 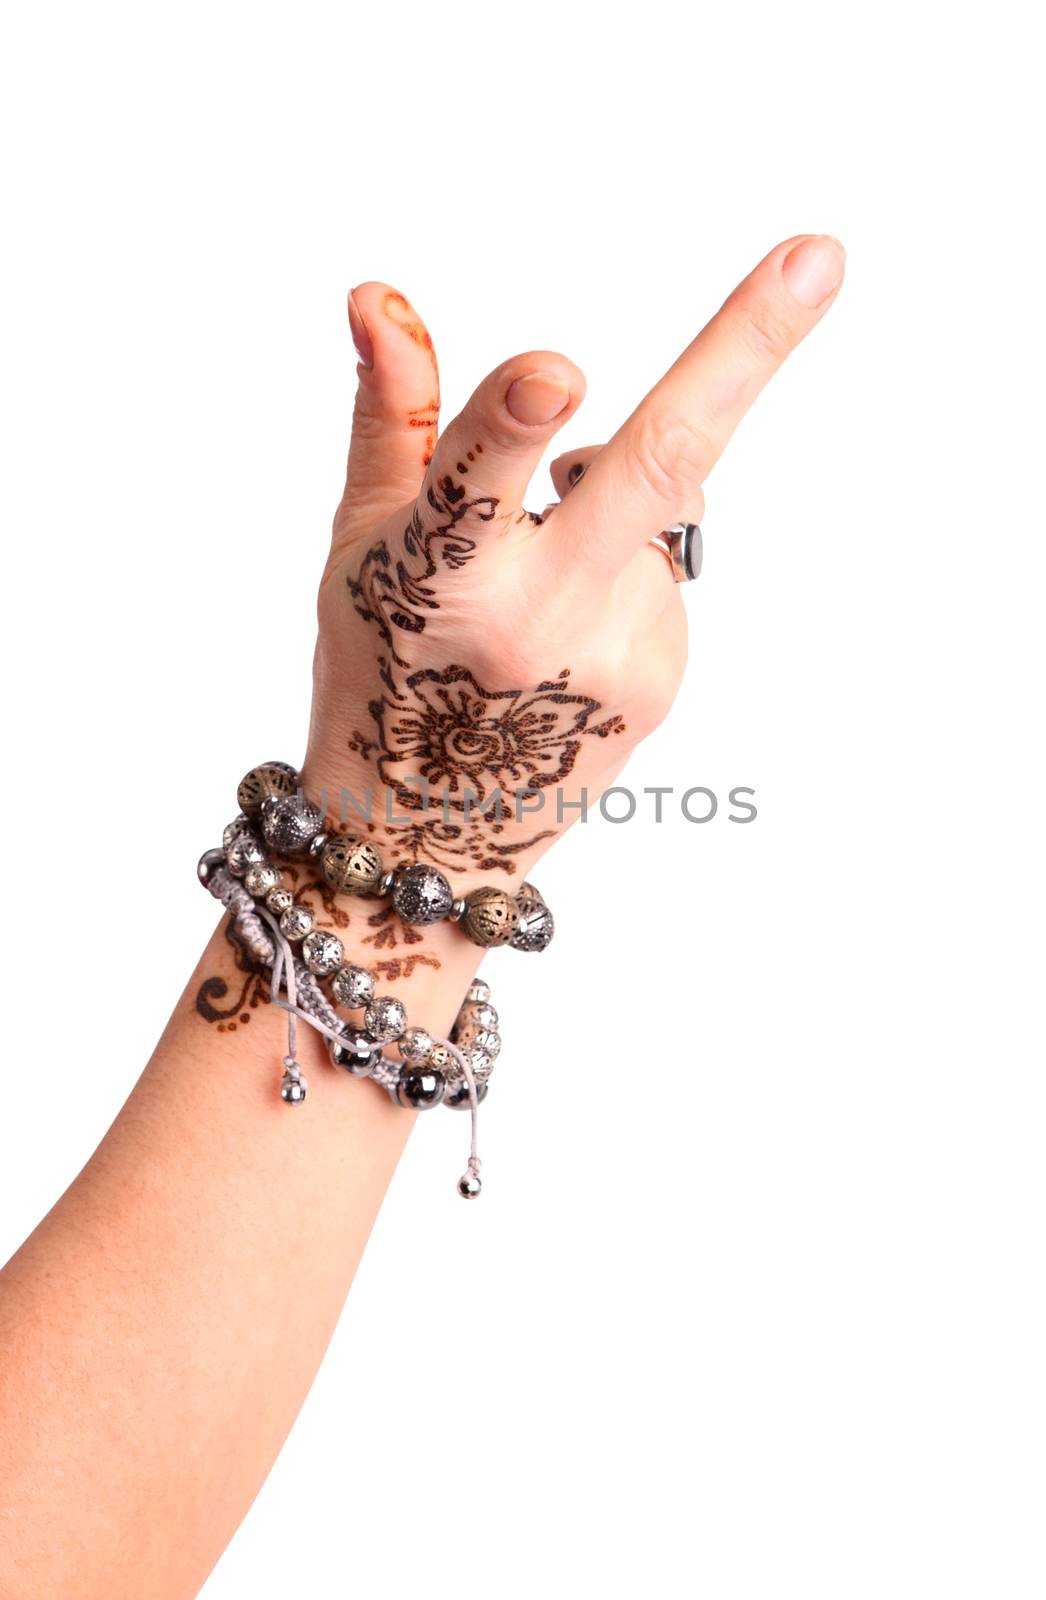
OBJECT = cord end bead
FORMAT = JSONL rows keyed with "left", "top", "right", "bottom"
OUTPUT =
{"left": 457, "top": 1166, "right": 482, "bottom": 1200}
{"left": 280, "top": 1059, "right": 307, "bottom": 1105}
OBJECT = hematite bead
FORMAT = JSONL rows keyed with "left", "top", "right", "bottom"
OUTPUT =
{"left": 461, "top": 887, "right": 519, "bottom": 947}
{"left": 197, "top": 848, "right": 225, "bottom": 887}
{"left": 399, "top": 1027, "right": 434, "bottom": 1065}
{"left": 457, "top": 1171, "right": 482, "bottom": 1199}
{"left": 279, "top": 904, "right": 315, "bottom": 941}
{"left": 391, "top": 863, "right": 454, "bottom": 926}
{"left": 511, "top": 889, "right": 555, "bottom": 952}
{"left": 261, "top": 793, "right": 325, "bottom": 856}
{"left": 308, "top": 831, "right": 330, "bottom": 860}
{"left": 377, "top": 870, "right": 397, "bottom": 895}
{"left": 237, "top": 761, "right": 301, "bottom": 816}
{"left": 280, "top": 1072, "right": 307, "bottom": 1105}
{"left": 225, "top": 831, "right": 266, "bottom": 877}
{"left": 328, "top": 1032, "right": 382, "bottom": 1077}
{"left": 320, "top": 835, "right": 384, "bottom": 895}
{"left": 445, "top": 1079, "right": 489, "bottom": 1110}
{"left": 266, "top": 885, "right": 294, "bottom": 916}
{"left": 331, "top": 964, "right": 375, "bottom": 1008}
{"left": 395, "top": 1067, "right": 445, "bottom": 1110}
{"left": 364, "top": 995, "right": 407, "bottom": 1043}
{"left": 244, "top": 863, "right": 280, "bottom": 899}
{"left": 302, "top": 927, "right": 344, "bottom": 976}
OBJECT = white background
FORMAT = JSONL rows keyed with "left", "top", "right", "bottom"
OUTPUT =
{"left": 1, "top": 3, "right": 1043, "bottom": 1596}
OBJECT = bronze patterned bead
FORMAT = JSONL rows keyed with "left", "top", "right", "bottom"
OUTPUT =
{"left": 460, "top": 886, "right": 519, "bottom": 947}
{"left": 237, "top": 761, "right": 300, "bottom": 816}
{"left": 320, "top": 834, "right": 384, "bottom": 896}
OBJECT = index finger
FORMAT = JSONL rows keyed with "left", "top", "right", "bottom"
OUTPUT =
{"left": 553, "top": 234, "right": 845, "bottom": 571}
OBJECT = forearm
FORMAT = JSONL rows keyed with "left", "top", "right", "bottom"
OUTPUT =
{"left": 0, "top": 904, "right": 487, "bottom": 1598}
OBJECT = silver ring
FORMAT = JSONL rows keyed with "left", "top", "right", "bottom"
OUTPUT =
{"left": 652, "top": 522, "right": 703, "bottom": 582}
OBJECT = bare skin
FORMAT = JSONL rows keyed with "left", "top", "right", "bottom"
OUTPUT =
{"left": 0, "top": 235, "right": 844, "bottom": 1597}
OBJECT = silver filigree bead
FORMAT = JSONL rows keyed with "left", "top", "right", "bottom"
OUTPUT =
{"left": 458, "top": 1000, "right": 499, "bottom": 1032}
{"left": 466, "top": 1048, "right": 495, "bottom": 1079}
{"left": 225, "top": 830, "right": 266, "bottom": 877}
{"left": 223, "top": 814, "right": 254, "bottom": 852}
{"left": 244, "top": 863, "right": 280, "bottom": 899}
{"left": 331, "top": 964, "right": 375, "bottom": 1009}
{"left": 364, "top": 995, "right": 408, "bottom": 1043}
{"left": 261, "top": 793, "right": 326, "bottom": 856}
{"left": 454, "top": 1009, "right": 502, "bottom": 1058}
{"left": 466, "top": 979, "right": 491, "bottom": 1004}
{"left": 399, "top": 1027, "right": 434, "bottom": 1065}
{"left": 328, "top": 1031, "right": 382, "bottom": 1077}
{"left": 266, "top": 885, "right": 294, "bottom": 916}
{"left": 511, "top": 891, "right": 555, "bottom": 952}
{"left": 474, "top": 1028, "right": 501, "bottom": 1060}
{"left": 302, "top": 927, "right": 344, "bottom": 976}
{"left": 279, "top": 903, "right": 315, "bottom": 942}
{"left": 391, "top": 863, "right": 454, "bottom": 925}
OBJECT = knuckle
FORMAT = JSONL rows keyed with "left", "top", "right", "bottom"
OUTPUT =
{"left": 627, "top": 410, "right": 714, "bottom": 503}
{"left": 735, "top": 295, "right": 795, "bottom": 365}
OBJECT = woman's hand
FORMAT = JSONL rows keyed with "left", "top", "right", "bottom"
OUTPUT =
{"left": 0, "top": 236, "right": 845, "bottom": 1600}
{"left": 304, "top": 235, "right": 844, "bottom": 903}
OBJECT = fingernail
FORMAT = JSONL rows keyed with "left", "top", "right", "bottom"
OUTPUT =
{"left": 782, "top": 235, "right": 846, "bottom": 309}
{"left": 348, "top": 289, "right": 374, "bottom": 369}
{"left": 506, "top": 371, "right": 571, "bottom": 426}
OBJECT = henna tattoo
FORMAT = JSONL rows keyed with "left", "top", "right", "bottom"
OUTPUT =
{"left": 358, "top": 903, "right": 443, "bottom": 973}
{"left": 367, "top": 664, "right": 625, "bottom": 813}
{"left": 347, "top": 469, "right": 499, "bottom": 677}
{"left": 383, "top": 291, "right": 440, "bottom": 465}
{"left": 351, "top": 817, "right": 558, "bottom": 877}
{"left": 194, "top": 924, "right": 271, "bottom": 1030}
{"left": 347, "top": 728, "right": 377, "bottom": 762}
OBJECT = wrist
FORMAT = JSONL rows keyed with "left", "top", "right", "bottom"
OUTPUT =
{"left": 299, "top": 749, "right": 563, "bottom": 897}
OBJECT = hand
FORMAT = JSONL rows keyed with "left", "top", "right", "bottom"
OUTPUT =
{"left": 304, "top": 235, "right": 845, "bottom": 893}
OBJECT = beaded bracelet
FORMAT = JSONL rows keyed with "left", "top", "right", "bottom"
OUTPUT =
{"left": 232, "top": 760, "right": 555, "bottom": 953}
{"left": 199, "top": 842, "right": 501, "bottom": 1199}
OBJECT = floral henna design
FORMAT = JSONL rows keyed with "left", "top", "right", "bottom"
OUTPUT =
{"left": 369, "top": 664, "right": 625, "bottom": 813}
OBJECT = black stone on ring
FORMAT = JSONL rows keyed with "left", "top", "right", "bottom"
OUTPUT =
{"left": 654, "top": 522, "right": 703, "bottom": 582}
